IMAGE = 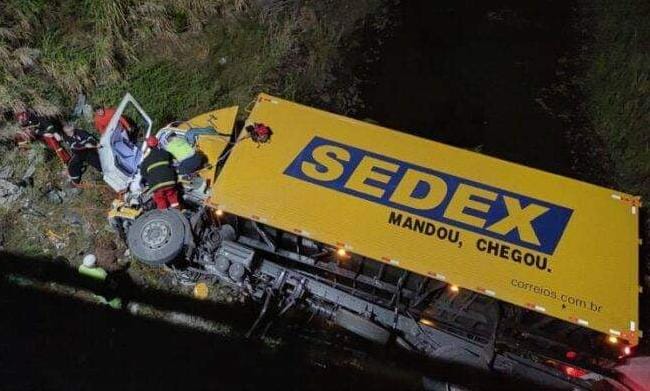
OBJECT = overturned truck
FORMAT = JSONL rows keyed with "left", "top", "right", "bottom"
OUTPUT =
{"left": 103, "top": 93, "right": 643, "bottom": 389}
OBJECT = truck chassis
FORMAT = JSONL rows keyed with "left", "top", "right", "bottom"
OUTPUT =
{"left": 111, "top": 201, "right": 622, "bottom": 390}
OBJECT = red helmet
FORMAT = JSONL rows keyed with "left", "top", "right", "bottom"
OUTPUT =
{"left": 146, "top": 136, "right": 159, "bottom": 148}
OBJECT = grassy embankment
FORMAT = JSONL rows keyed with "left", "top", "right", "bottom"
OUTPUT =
{"left": 578, "top": 0, "right": 649, "bottom": 276}
{"left": 579, "top": 0, "right": 649, "bottom": 200}
{"left": 0, "top": 0, "right": 383, "bottom": 262}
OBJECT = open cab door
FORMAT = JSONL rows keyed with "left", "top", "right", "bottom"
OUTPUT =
{"left": 98, "top": 93, "right": 153, "bottom": 192}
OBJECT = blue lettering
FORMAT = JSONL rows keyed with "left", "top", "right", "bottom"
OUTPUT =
{"left": 284, "top": 137, "right": 573, "bottom": 255}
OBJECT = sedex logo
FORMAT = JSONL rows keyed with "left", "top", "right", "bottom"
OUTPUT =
{"left": 284, "top": 137, "right": 573, "bottom": 255}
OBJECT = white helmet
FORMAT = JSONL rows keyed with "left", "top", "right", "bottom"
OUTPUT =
{"left": 82, "top": 254, "right": 97, "bottom": 267}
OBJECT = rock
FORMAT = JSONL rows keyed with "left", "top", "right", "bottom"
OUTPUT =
{"left": 0, "top": 179, "right": 22, "bottom": 207}
{"left": 21, "top": 165, "right": 36, "bottom": 183}
{"left": 27, "top": 148, "right": 44, "bottom": 166}
{"left": 46, "top": 189, "right": 64, "bottom": 204}
{"left": 96, "top": 241, "right": 121, "bottom": 271}
{"left": 63, "top": 211, "right": 83, "bottom": 227}
{"left": 127, "top": 302, "right": 140, "bottom": 315}
{"left": 64, "top": 186, "right": 83, "bottom": 197}
{"left": 0, "top": 166, "right": 14, "bottom": 179}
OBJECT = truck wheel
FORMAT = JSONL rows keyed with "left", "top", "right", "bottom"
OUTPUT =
{"left": 334, "top": 308, "right": 390, "bottom": 345}
{"left": 127, "top": 209, "right": 187, "bottom": 266}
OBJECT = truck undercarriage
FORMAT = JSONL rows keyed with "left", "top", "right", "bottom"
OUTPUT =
{"left": 109, "top": 198, "right": 625, "bottom": 390}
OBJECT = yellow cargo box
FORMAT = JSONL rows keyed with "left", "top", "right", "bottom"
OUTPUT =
{"left": 211, "top": 94, "right": 640, "bottom": 345}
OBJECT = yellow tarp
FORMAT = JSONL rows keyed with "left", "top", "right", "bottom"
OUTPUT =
{"left": 211, "top": 94, "right": 640, "bottom": 345}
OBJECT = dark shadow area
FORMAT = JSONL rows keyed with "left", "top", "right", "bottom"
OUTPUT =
{"left": 357, "top": 0, "right": 573, "bottom": 175}
{"left": 0, "top": 252, "right": 419, "bottom": 390}
{"left": 0, "top": 252, "right": 572, "bottom": 390}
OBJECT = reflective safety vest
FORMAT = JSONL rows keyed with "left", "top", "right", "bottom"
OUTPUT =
{"left": 78, "top": 265, "right": 108, "bottom": 281}
{"left": 166, "top": 137, "right": 194, "bottom": 162}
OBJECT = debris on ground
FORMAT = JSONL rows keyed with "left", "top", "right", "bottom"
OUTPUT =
{"left": 62, "top": 211, "right": 83, "bottom": 227}
{"left": 0, "top": 179, "right": 22, "bottom": 207}
{"left": 193, "top": 282, "right": 209, "bottom": 300}
{"left": 46, "top": 188, "right": 65, "bottom": 204}
{"left": 21, "top": 165, "right": 36, "bottom": 185}
{"left": 0, "top": 166, "right": 14, "bottom": 179}
{"left": 95, "top": 239, "right": 124, "bottom": 272}
{"left": 45, "top": 229, "right": 66, "bottom": 250}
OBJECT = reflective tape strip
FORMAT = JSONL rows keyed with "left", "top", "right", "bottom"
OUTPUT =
{"left": 631, "top": 321, "right": 636, "bottom": 331}
{"left": 568, "top": 317, "right": 590, "bottom": 326}
{"left": 380, "top": 256, "right": 399, "bottom": 265}
{"left": 336, "top": 242, "right": 353, "bottom": 250}
{"left": 526, "top": 303, "right": 546, "bottom": 312}
{"left": 381, "top": 257, "right": 399, "bottom": 265}
{"left": 477, "top": 287, "right": 496, "bottom": 296}
{"left": 427, "top": 272, "right": 446, "bottom": 281}
{"left": 147, "top": 161, "right": 168, "bottom": 172}
{"left": 612, "top": 193, "right": 642, "bottom": 207}
{"left": 609, "top": 329, "right": 621, "bottom": 336}
{"left": 292, "top": 228, "right": 311, "bottom": 237}
{"left": 632, "top": 206, "right": 637, "bottom": 214}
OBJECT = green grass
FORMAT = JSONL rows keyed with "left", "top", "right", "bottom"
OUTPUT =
{"left": 578, "top": 0, "right": 650, "bottom": 272}
{"left": 579, "top": 0, "right": 650, "bottom": 201}
{"left": 0, "top": 1, "right": 381, "bottom": 121}
{"left": 0, "top": 0, "right": 385, "bottom": 262}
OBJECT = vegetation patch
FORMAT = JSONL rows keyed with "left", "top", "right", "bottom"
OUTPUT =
{"left": 578, "top": 0, "right": 649, "bottom": 200}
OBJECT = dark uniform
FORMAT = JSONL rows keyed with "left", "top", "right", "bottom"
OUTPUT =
{"left": 63, "top": 129, "right": 102, "bottom": 185}
{"left": 16, "top": 113, "right": 71, "bottom": 164}
{"left": 140, "top": 147, "right": 179, "bottom": 209}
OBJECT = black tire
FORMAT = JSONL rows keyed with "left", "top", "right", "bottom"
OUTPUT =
{"left": 127, "top": 209, "right": 187, "bottom": 266}
{"left": 334, "top": 308, "right": 390, "bottom": 345}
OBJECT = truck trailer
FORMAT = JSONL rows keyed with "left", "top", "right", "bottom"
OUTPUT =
{"left": 101, "top": 93, "right": 644, "bottom": 389}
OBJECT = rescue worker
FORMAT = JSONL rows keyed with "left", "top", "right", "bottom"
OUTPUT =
{"left": 62, "top": 124, "right": 102, "bottom": 186}
{"left": 78, "top": 254, "right": 122, "bottom": 309}
{"left": 165, "top": 132, "right": 204, "bottom": 175}
{"left": 93, "top": 105, "right": 132, "bottom": 136}
{"left": 141, "top": 136, "right": 180, "bottom": 209}
{"left": 78, "top": 254, "right": 108, "bottom": 280}
{"left": 14, "top": 110, "right": 71, "bottom": 164}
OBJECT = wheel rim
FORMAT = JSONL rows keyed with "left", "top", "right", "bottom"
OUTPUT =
{"left": 140, "top": 218, "right": 172, "bottom": 249}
